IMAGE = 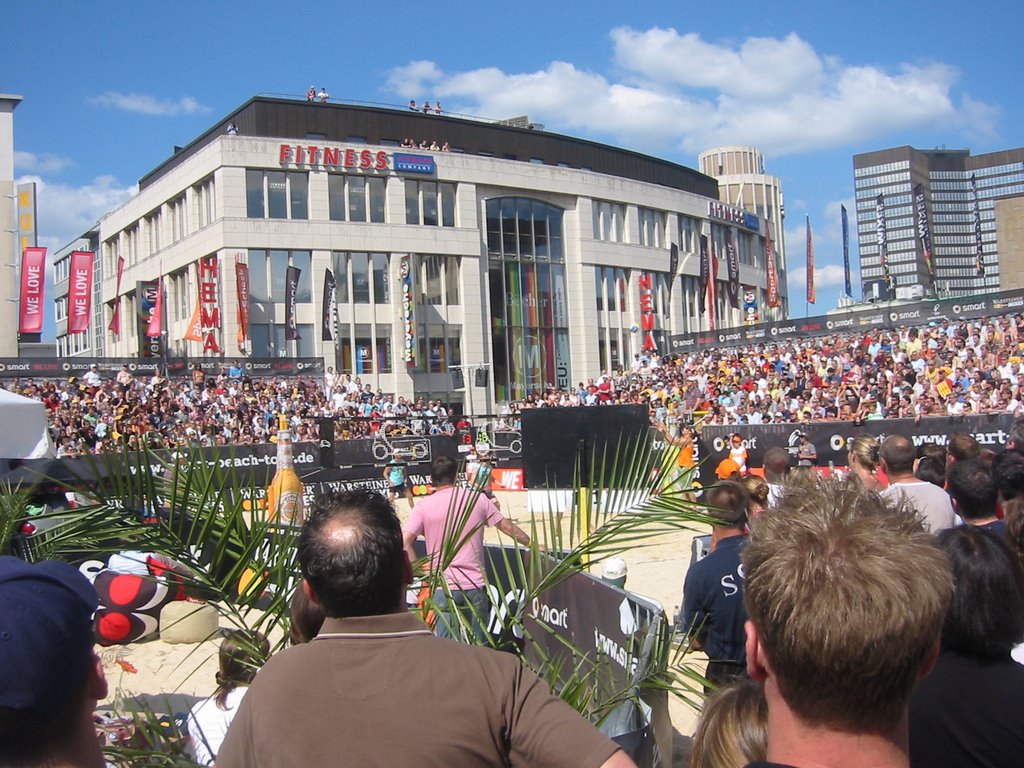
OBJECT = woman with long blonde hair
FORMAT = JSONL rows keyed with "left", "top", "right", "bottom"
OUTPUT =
{"left": 847, "top": 435, "right": 883, "bottom": 493}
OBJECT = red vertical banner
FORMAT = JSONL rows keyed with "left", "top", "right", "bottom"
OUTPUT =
{"left": 67, "top": 250, "right": 94, "bottom": 334}
{"left": 146, "top": 278, "right": 164, "bottom": 338}
{"left": 18, "top": 247, "right": 47, "bottom": 334}
{"left": 806, "top": 216, "right": 816, "bottom": 305}
{"left": 765, "top": 229, "right": 780, "bottom": 308}
{"left": 235, "top": 255, "right": 250, "bottom": 350}
{"left": 108, "top": 255, "right": 125, "bottom": 335}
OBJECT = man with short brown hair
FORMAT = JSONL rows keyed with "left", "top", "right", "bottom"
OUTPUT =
{"left": 218, "top": 490, "right": 634, "bottom": 768}
{"left": 742, "top": 477, "right": 953, "bottom": 768}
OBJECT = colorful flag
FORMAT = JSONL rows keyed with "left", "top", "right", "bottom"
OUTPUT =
{"left": 698, "top": 235, "right": 709, "bottom": 314}
{"left": 725, "top": 229, "right": 740, "bottom": 309}
{"left": 183, "top": 299, "right": 204, "bottom": 342}
{"left": 285, "top": 266, "right": 300, "bottom": 340}
{"left": 841, "top": 205, "right": 852, "bottom": 298}
{"left": 67, "top": 251, "right": 94, "bottom": 334}
{"left": 108, "top": 255, "right": 125, "bottom": 335}
{"left": 322, "top": 268, "right": 337, "bottom": 342}
{"left": 971, "top": 174, "right": 985, "bottom": 276}
{"left": 146, "top": 278, "right": 163, "bottom": 338}
{"left": 18, "top": 247, "right": 46, "bottom": 334}
{"left": 876, "top": 194, "right": 895, "bottom": 293}
{"left": 235, "top": 255, "right": 250, "bottom": 349}
{"left": 806, "top": 216, "right": 815, "bottom": 305}
{"left": 765, "top": 228, "right": 780, "bottom": 308}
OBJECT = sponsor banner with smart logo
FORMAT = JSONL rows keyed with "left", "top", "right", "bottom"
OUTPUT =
{"left": 667, "top": 288, "right": 1024, "bottom": 352}
{"left": 696, "top": 413, "right": 1015, "bottom": 486}
{"left": 0, "top": 357, "right": 326, "bottom": 379}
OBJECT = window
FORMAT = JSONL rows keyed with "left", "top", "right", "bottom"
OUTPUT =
{"left": 485, "top": 197, "right": 569, "bottom": 399}
{"left": 678, "top": 215, "right": 698, "bottom": 253}
{"left": 639, "top": 207, "right": 665, "bottom": 247}
{"left": 406, "top": 181, "right": 456, "bottom": 226}
{"left": 416, "top": 254, "right": 460, "bottom": 306}
{"left": 593, "top": 201, "right": 625, "bottom": 242}
{"left": 248, "top": 250, "right": 312, "bottom": 304}
{"left": 146, "top": 211, "right": 161, "bottom": 255}
{"left": 333, "top": 252, "right": 390, "bottom": 305}
{"left": 246, "top": 170, "right": 309, "bottom": 220}
{"left": 169, "top": 195, "right": 187, "bottom": 242}
{"left": 194, "top": 176, "right": 216, "bottom": 228}
{"left": 329, "top": 175, "right": 385, "bottom": 223}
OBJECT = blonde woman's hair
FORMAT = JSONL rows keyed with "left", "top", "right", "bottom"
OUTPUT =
{"left": 690, "top": 678, "right": 767, "bottom": 768}
{"left": 848, "top": 435, "right": 880, "bottom": 471}
{"left": 740, "top": 474, "right": 770, "bottom": 508}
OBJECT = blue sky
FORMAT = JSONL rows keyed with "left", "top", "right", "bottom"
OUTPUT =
{"left": 4, "top": 0, "right": 1022, "bottom": 326}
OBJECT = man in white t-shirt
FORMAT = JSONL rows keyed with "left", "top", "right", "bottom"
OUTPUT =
{"left": 880, "top": 434, "right": 956, "bottom": 533}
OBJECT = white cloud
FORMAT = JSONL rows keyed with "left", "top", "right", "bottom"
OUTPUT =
{"left": 16, "top": 174, "right": 137, "bottom": 252}
{"left": 87, "top": 92, "right": 209, "bottom": 116}
{"left": 384, "top": 60, "right": 445, "bottom": 98}
{"left": 787, "top": 263, "right": 848, "bottom": 293}
{"left": 384, "top": 29, "right": 993, "bottom": 158}
{"left": 15, "top": 150, "right": 74, "bottom": 175}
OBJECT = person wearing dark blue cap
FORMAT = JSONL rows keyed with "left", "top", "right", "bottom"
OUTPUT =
{"left": 0, "top": 555, "right": 107, "bottom": 768}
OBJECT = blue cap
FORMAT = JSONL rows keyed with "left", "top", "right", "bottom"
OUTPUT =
{"left": 0, "top": 556, "right": 98, "bottom": 713}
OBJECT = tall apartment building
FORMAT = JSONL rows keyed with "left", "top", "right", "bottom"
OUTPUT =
{"left": 699, "top": 146, "right": 787, "bottom": 321}
{"left": 853, "top": 145, "right": 1024, "bottom": 299}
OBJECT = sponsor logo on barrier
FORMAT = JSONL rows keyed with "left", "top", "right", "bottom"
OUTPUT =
{"left": 532, "top": 598, "right": 569, "bottom": 628}
{"left": 889, "top": 310, "right": 922, "bottom": 322}
{"left": 826, "top": 317, "right": 855, "bottom": 330}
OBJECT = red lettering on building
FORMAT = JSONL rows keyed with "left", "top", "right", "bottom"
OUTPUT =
{"left": 638, "top": 272, "right": 656, "bottom": 351}
{"left": 278, "top": 144, "right": 392, "bottom": 172}
{"left": 198, "top": 255, "right": 221, "bottom": 354}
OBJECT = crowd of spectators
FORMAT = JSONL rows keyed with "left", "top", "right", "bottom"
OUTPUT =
{"left": 512, "top": 314, "right": 1024, "bottom": 427}
{"left": 2, "top": 313, "right": 1022, "bottom": 456}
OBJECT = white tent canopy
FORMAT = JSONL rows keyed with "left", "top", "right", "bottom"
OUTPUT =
{"left": 0, "top": 388, "right": 54, "bottom": 459}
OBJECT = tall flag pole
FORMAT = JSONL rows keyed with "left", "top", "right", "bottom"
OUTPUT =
{"left": 765, "top": 227, "right": 780, "bottom": 309}
{"left": 841, "top": 205, "right": 852, "bottom": 298}
{"left": 913, "top": 184, "right": 935, "bottom": 292}
{"left": 876, "top": 194, "right": 895, "bottom": 296}
{"left": 971, "top": 173, "right": 985, "bottom": 276}
{"left": 805, "top": 215, "right": 816, "bottom": 306}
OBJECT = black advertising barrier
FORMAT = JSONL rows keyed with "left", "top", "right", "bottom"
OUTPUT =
{"left": 0, "top": 357, "right": 326, "bottom": 379}
{"left": 667, "top": 287, "right": 1024, "bottom": 353}
{"left": 696, "top": 412, "right": 1016, "bottom": 486}
{"left": 496, "top": 551, "right": 669, "bottom": 767}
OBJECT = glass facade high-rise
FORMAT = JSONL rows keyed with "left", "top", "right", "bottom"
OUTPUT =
{"left": 853, "top": 146, "right": 1024, "bottom": 299}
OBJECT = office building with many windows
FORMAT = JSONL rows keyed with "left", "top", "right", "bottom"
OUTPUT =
{"left": 54, "top": 96, "right": 787, "bottom": 410}
{"left": 853, "top": 145, "right": 1024, "bottom": 300}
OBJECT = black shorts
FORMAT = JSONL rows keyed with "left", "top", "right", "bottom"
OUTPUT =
{"left": 389, "top": 483, "right": 409, "bottom": 495}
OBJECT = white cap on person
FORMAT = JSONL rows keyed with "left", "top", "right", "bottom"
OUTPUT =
{"left": 601, "top": 557, "right": 627, "bottom": 589}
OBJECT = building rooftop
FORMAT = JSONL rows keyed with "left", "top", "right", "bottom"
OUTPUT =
{"left": 138, "top": 95, "right": 720, "bottom": 198}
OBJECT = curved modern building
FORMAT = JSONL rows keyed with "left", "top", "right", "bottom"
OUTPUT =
{"left": 56, "top": 96, "right": 788, "bottom": 411}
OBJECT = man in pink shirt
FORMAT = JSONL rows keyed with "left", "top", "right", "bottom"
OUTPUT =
{"left": 403, "top": 455, "right": 530, "bottom": 641}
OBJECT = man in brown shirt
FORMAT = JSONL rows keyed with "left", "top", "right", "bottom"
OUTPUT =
{"left": 217, "top": 489, "right": 635, "bottom": 768}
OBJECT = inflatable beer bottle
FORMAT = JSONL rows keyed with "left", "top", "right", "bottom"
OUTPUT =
{"left": 266, "top": 416, "right": 304, "bottom": 525}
